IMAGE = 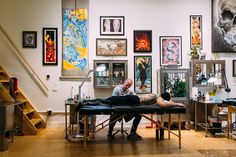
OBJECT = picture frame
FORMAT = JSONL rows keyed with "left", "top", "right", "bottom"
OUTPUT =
{"left": 233, "top": 60, "right": 236, "bottom": 77}
{"left": 212, "top": 0, "right": 236, "bottom": 52}
{"left": 134, "top": 56, "right": 152, "bottom": 94}
{"left": 100, "top": 16, "right": 125, "bottom": 35}
{"left": 134, "top": 30, "right": 152, "bottom": 52}
{"left": 42, "top": 28, "right": 58, "bottom": 65}
{"left": 160, "top": 36, "right": 182, "bottom": 66}
{"left": 22, "top": 31, "right": 37, "bottom": 48}
{"left": 96, "top": 38, "right": 127, "bottom": 56}
{"left": 190, "top": 15, "right": 202, "bottom": 49}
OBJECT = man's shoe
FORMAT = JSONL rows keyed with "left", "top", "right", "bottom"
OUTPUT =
{"left": 127, "top": 132, "right": 142, "bottom": 140}
{"left": 107, "top": 133, "right": 115, "bottom": 140}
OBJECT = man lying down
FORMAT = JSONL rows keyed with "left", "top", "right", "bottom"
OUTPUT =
{"left": 78, "top": 92, "right": 185, "bottom": 140}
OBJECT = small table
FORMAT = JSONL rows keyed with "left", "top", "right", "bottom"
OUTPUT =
{"left": 192, "top": 99, "right": 222, "bottom": 137}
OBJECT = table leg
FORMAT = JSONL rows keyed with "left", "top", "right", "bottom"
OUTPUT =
{"left": 205, "top": 103, "right": 208, "bottom": 137}
{"left": 195, "top": 101, "right": 197, "bottom": 131}
{"left": 84, "top": 115, "right": 88, "bottom": 149}
{"left": 227, "top": 107, "right": 230, "bottom": 139}
{"left": 178, "top": 114, "right": 181, "bottom": 149}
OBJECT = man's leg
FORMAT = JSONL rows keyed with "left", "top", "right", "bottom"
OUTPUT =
{"left": 128, "top": 114, "right": 142, "bottom": 140}
{"left": 108, "top": 114, "right": 119, "bottom": 137}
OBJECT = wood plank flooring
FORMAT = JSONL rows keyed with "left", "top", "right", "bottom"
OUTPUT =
{"left": 1, "top": 128, "right": 236, "bottom": 157}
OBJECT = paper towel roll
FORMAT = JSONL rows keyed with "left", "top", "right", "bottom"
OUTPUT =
{"left": 192, "top": 87, "right": 198, "bottom": 98}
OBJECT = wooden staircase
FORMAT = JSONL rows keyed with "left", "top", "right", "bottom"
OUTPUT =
{"left": 0, "top": 65, "right": 46, "bottom": 135}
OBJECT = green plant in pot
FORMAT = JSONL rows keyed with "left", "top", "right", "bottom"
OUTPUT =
{"left": 190, "top": 46, "right": 201, "bottom": 60}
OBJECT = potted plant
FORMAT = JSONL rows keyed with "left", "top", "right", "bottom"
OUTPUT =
{"left": 190, "top": 46, "right": 201, "bottom": 60}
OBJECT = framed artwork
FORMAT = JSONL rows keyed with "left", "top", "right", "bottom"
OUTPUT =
{"left": 134, "top": 30, "right": 152, "bottom": 52}
{"left": 160, "top": 36, "right": 182, "bottom": 66}
{"left": 96, "top": 38, "right": 127, "bottom": 56}
{"left": 100, "top": 16, "right": 125, "bottom": 35}
{"left": 42, "top": 28, "right": 58, "bottom": 65}
{"left": 190, "top": 15, "right": 202, "bottom": 49}
{"left": 22, "top": 31, "right": 37, "bottom": 48}
{"left": 134, "top": 56, "right": 152, "bottom": 94}
{"left": 212, "top": 0, "right": 236, "bottom": 52}
{"left": 233, "top": 60, "right": 236, "bottom": 77}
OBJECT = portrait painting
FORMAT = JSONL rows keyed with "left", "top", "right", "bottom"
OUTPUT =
{"left": 134, "top": 56, "right": 152, "bottom": 94}
{"left": 23, "top": 31, "right": 37, "bottom": 48}
{"left": 190, "top": 15, "right": 202, "bottom": 49}
{"left": 100, "top": 16, "right": 124, "bottom": 35}
{"left": 212, "top": 0, "right": 236, "bottom": 52}
{"left": 96, "top": 38, "right": 127, "bottom": 56}
{"left": 43, "top": 28, "right": 58, "bottom": 65}
{"left": 134, "top": 30, "right": 152, "bottom": 52}
{"left": 160, "top": 36, "right": 182, "bottom": 66}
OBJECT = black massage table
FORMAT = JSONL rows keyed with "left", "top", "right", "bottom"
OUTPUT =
{"left": 222, "top": 98, "right": 236, "bottom": 139}
{"left": 78, "top": 103, "right": 186, "bottom": 149}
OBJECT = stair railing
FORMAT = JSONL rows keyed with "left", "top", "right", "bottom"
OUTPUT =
{"left": 0, "top": 24, "right": 48, "bottom": 96}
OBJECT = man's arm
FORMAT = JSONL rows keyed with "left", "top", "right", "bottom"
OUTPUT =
{"left": 156, "top": 96, "right": 185, "bottom": 108}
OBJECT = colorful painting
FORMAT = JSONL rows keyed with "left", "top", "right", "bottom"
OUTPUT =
{"left": 134, "top": 56, "right": 152, "bottom": 94}
{"left": 190, "top": 15, "right": 202, "bottom": 49}
{"left": 62, "top": 9, "right": 88, "bottom": 76}
{"left": 212, "top": 0, "right": 236, "bottom": 52}
{"left": 96, "top": 38, "right": 127, "bottom": 56}
{"left": 43, "top": 28, "right": 57, "bottom": 65}
{"left": 134, "top": 30, "right": 152, "bottom": 52}
{"left": 160, "top": 36, "right": 182, "bottom": 66}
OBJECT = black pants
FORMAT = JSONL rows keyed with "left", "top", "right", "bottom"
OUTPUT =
{"left": 108, "top": 114, "right": 142, "bottom": 134}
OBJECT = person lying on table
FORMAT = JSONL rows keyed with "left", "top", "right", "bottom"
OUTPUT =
{"left": 156, "top": 92, "right": 185, "bottom": 108}
{"left": 108, "top": 78, "right": 142, "bottom": 140}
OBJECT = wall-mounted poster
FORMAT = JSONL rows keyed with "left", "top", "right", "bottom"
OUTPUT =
{"left": 134, "top": 30, "right": 152, "bottom": 52}
{"left": 42, "top": 28, "right": 57, "bottom": 65}
{"left": 134, "top": 56, "right": 152, "bottom": 94}
{"left": 23, "top": 31, "right": 37, "bottom": 48}
{"left": 160, "top": 36, "right": 182, "bottom": 66}
{"left": 190, "top": 15, "right": 202, "bottom": 49}
{"left": 96, "top": 38, "right": 127, "bottom": 56}
{"left": 62, "top": 9, "right": 88, "bottom": 76}
{"left": 100, "top": 16, "right": 124, "bottom": 35}
{"left": 212, "top": 0, "right": 236, "bottom": 52}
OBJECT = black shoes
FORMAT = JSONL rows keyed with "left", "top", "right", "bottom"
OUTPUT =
{"left": 127, "top": 132, "right": 142, "bottom": 140}
{"left": 107, "top": 132, "right": 115, "bottom": 140}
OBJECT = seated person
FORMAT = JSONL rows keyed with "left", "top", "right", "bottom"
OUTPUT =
{"left": 108, "top": 78, "right": 142, "bottom": 140}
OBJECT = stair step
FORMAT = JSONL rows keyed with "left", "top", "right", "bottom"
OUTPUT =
{"left": 0, "top": 70, "right": 4, "bottom": 73}
{"left": 31, "top": 118, "right": 42, "bottom": 126}
{"left": 18, "top": 99, "right": 28, "bottom": 103}
{"left": 23, "top": 108, "right": 35, "bottom": 115}
{"left": 0, "top": 80, "right": 9, "bottom": 83}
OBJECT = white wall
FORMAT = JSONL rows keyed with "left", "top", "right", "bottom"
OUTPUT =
{"left": 0, "top": 0, "right": 236, "bottom": 112}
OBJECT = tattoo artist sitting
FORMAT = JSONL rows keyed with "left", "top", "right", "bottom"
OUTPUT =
{"left": 108, "top": 78, "right": 142, "bottom": 140}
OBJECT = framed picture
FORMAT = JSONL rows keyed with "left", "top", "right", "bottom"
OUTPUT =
{"left": 100, "top": 16, "right": 125, "bottom": 35}
{"left": 190, "top": 15, "right": 202, "bottom": 49}
{"left": 233, "top": 60, "right": 236, "bottom": 77}
{"left": 134, "top": 30, "right": 152, "bottom": 52}
{"left": 134, "top": 56, "right": 152, "bottom": 94}
{"left": 96, "top": 38, "right": 127, "bottom": 56}
{"left": 212, "top": 0, "right": 236, "bottom": 52}
{"left": 22, "top": 31, "right": 37, "bottom": 48}
{"left": 160, "top": 36, "right": 182, "bottom": 66}
{"left": 42, "top": 28, "right": 58, "bottom": 65}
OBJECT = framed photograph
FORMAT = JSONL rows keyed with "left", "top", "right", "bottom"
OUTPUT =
{"left": 233, "top": 60, "right": 236, "bottom": 77}
{"left": 42, "top": 28, "right": 58, "bottom": 65}
{"left": 22, "top": 31, "right": 37, "bottom": 48}
{"left": 134, "top": 56, "right": 152, "bottom": 94}
{"left": 134, "top": 30, "right": 152, "bottom": 52}
{"left": 96, "top": 38, "right": 127, "bottom": 56}
{"left": 212, "top": 0, "right": 236, "bottom": 52}
{"left": 190, "top": 15, "right": 202, "bottom": 49}
{"left": 160, "top": 36, "right": 182, "bottom": 66}
{"left": 100, "top": 16, "right": 125, "bottom": 35}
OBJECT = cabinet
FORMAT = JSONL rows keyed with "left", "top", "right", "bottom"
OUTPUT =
{"left": 94, "top": 60, "right": 127, "bottom": 88}
{"left": 160, "top": 68, "right": 190, "bottom": 99}
{"left": 190, "top": 60, "right": 225, "bottom": 87}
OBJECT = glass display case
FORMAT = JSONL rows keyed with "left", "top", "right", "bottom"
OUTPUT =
{"left": 190, "top": 60, "right": 225, "bottom": 87}
{"left": 94, "top": 60, "right": 127, "bottom": 88}
{"left": 160, "top": 68, "right": 190, "bottom": 99}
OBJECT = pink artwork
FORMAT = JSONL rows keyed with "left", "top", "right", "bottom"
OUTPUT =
{"left": 160, "top": 36, "right": 182, "bottom": 66}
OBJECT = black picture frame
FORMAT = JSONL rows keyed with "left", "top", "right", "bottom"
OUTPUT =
{"left": 42, "top": 28, "right": 58, "bottom": 65}
{"left": 233, "top": 60, "right": 236, "bottom": 77}
{"left": 134, "top": 30, "right": 152, "bottom": 52}
{"left": 23, "top": 31, "right": 37, "bottom": 48}
{"left": 100, "top": 16, "right": 125, "bottom": 36}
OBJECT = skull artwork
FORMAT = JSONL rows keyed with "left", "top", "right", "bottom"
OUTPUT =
{"left": 217, "top": 0, "right": 236, "bottom": 47}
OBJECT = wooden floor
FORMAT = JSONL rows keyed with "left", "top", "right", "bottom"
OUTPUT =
{"left": 1, "top": 128, "right": 236, "bottom": 157}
